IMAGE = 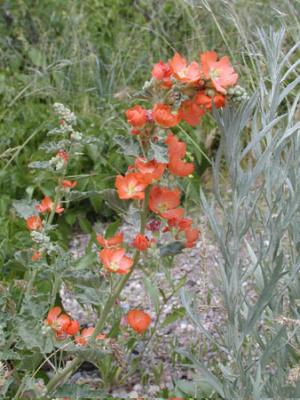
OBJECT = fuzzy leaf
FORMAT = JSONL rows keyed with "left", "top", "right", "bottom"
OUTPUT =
{"left": 105, "top": 220, "right": 121, "bottom": 238}
{"left": 159, "top": 241, "right": 184, "bottom": 257}
{"left": 178, "top": 351, "right": 225, "bottom": 398}
{"left": 28, "top": 160, "right": 50, "bottom": 169}
{"left": 148, "top": 141, "right": 168, "bottom": 163}
{"left": 12, "top": 199, "right": 39, "bottom": 218}
{"left": 144, "top": 277, "right": 160, "bottom": 313}
{"left": 113, "top": 135, "right": 140, "bottom": 156}
{"left": 39, "top": 140, "right": 71, "bottom": 152}
{"left": 54, "top": 384, "right": 108, "bottom": 399}
{"left": 176, "top": 377, "right": 213, "bottom": 397}
{"left": 161, "top": 307, "right": 186, "bottom": 328}
{"left": 101, "top": 189, "right": 129, "bottom": 214}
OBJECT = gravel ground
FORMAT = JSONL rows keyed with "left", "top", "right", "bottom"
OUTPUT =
{"left": 60, "top": 213, "right": 225, "bottom": 398}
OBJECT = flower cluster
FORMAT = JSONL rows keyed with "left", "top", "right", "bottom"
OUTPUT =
{"left": 44, "top": 307, "right": 107, "bottom": 344}
{"left": 44, "top": 306, "right": 151, "bottom": 343}
{"left": 127, "top": 51, "right": 239, "bottom": 132}
{"left": 25, "top": 105, "right": 79, "bottom": 260}
{"left": 91, "top": 51, "right": 238, "bottom": 342}
{"left": 99, "top": 51, "right": 238, "bottom": 275}
{"left": 44, "top": 306, "right": 80, "bottom": 339}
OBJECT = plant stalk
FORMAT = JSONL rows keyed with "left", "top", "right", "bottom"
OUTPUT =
{"left": 46, "top": 186, "right": 150, "bottom": 395}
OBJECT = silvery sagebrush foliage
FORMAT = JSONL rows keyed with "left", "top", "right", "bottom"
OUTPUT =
{"left": 181, "top": 28, "right": 300, "bottom": 399}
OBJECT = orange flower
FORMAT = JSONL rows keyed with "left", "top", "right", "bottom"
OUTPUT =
{"left": 36, "top": 196, "right": 64, "bottom": 214}
{"left": 127, "top": 309, "right": 151, "bottom": 334}
{"left": 166, "top": 133, "right": 194, "bottom": 177}
{"left": 99, "top": 248, "right": 134, "bottom": 274}
{"left": 164, "top": 216, "right": 199, "bottom": 247}
{"left": 169, "top": 53, "right": 201, "bottom": 84}
{"left": 195, "top": 90, "right": 225, "bottom": 110}
{"left": 132, "top": 234, "right": 151, "bottom": 251}
{"left": 177, "top": 218, "right": 193, "bottom": 230}
{"left": 31, "top": 251, "right": 42, "bottom": 261}
{"left": 152, "top": 60, "right": 172, "bottom": 89}
{"left": 184, "top": 227, "right": 199, "bottom": 248}
{"left": 26, "top": 215, "right": 43, "bottom": 230}
{"left": 75, "top": 327, "right": 106, "bottom": 346}
{"left": 169, "top": 398, "right": 184, "bottom": 400}
{"left": 165, "top": 133, "right": 186, "bottom": 159}
{"left": 135, "top": 158, "right": 166, "bottom": 184}
{"left": 152, "top": 104, "right": 181, "bottom": 128}
{"left": 56, "top": 150, "right": 69, "bottom": 163}
{"left": 45, "top": 307, "right": 79, "bottom": 338}
{"left": 115, "top": 173, "right": 148, "bottom": 200}
{"left": 168, "top": 157, "right": 194, "bottom": 177}
{"left": 61, "top": 180, "right": 77, "bottom": 189}
{"left": 126, "top": 105, "right": 148, "bottom": 128}
{"left": 165, "top": 217, "right": 192, "bottom": 232}
{"left": 178, "top": 99, "right": 205, "bottom": 127}
{"left": 161, "top": 208, "right": 185, "bottom": 220}
{"left": 64, "top": 320, "right": 80, "bottom": 336}
{"left": 200, "top": 51, "right": 238, "bottom": 94}
{"left": 46, "top": 307, "right": 69, "bottom": 329}
{"left": 131, "top": 128, "right": 142, "bottom": 135}
{"left": 96, "top": 232, "right": 124, "bottom": 248}
{"left": 148, "top": 185, "right": 184, "bottom": 220}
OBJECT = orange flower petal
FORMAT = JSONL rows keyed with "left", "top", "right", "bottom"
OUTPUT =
{"left": 152, "top": 104, "right": 181, "bottom": 128}
{"left": 47, "top": 306, "right": 62, "bottom": 325}
{"left": 115, "top": 173, "right": 147, "bottom": 200}
{"left": 96, "top": 232, "right": 124, "bottom": 248}
{"left": 148, "top": 186, "right": 181, "bottom": 217}
{"left": 126, "top": 105, "right": 148, "bottom": 128}
{"left": 127, "top": 310, "right": 151, "bottom": 334}
{"left": 26, "top": 215, "right": 43, "bottom": 231}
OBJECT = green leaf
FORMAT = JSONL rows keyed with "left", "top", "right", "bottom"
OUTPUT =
{"left": 17, "top": 321, "right": 54, "bottom": 353}
{"left": 178, "top": 351, "right": 225, "bottom": 398}
{"left": 75, "top": 252, "right": 98, "bottom": 269}
{"left": 105, "top": 219, "right": 121, "bottom": 238}
{"left": 28, "top": 160, "right": 50, "bottom": 169}
{"left": 0, "top": 349, "right": 22, "bottom": 360}
{"left": 101, "top": 189, "right": 129, "bottom": 214}
{"left": 148, "top": 141, "right": 168, "bottom": 163}
{"left": 65, "top": 211, "right": 77, "bottom": 225}
{"left": 78, "top": 214, "right": 93, "bottom": 233}
{"left": 54, "top": 383, "right": 108, "bottom": 399}
{"left": 113, "top": 135, "right": 140, "bottom": 157}
{"left": 65, "top": 343, "right": 105, "bottom": 359}
{"left": 159, "top": 241, "right": 184, "bottom": 257}
{"left": 161, "top": 307, "right": 186, "bottom": 328}
{"left": 39, "top": 140, "right": 71, "bottom": 152}
{"left": 176, "top": 378, "right": 213, "bottom": 397}
{"left": 244, "top": 253, "right": 287, "bottom": 334}
{"left": 12, "top": 199, "right": 39, "bottom": 218}
{"left": 28, "top": 47, "right": 46, "bottom": 67}
{"left": 144, "top": 277, "right": 160, "bottom": 314}
{"left": 69, "top": 190, "right": 105, "bottom": 201}
{"left": 86, "top": 143, "right": 100, "bottom": 162}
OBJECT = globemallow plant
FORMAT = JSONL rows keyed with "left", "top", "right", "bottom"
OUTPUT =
{"left": 2, "top": 48, "right": 241, "bottom": 399}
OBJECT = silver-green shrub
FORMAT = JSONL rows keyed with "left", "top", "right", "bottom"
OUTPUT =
{"left": 181, "top": 28, "right": 300, "bottom": 399}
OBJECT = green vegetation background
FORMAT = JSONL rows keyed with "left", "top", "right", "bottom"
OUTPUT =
{"left": 0, "top": 0, "right": 298, "bottom": 273}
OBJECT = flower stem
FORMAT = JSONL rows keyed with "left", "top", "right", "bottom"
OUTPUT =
{"left": 45, "top": 357, "right": 82, "bottom": 394}
{"left": 45, "top": 186, "right": 151, "bottom": 395}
